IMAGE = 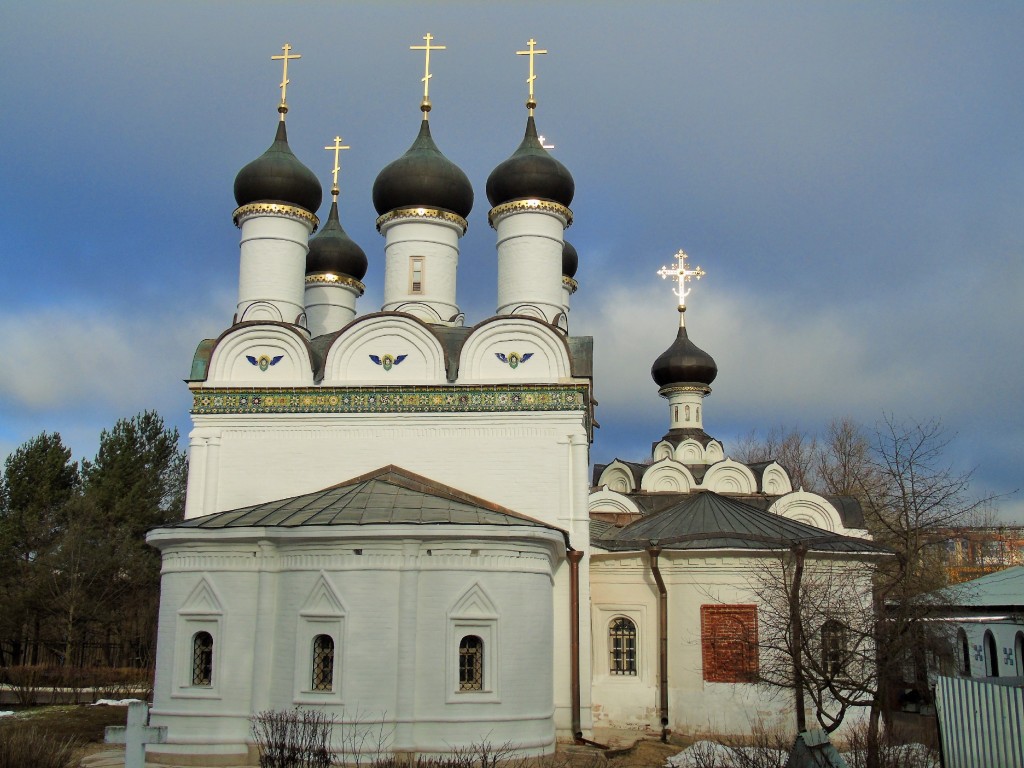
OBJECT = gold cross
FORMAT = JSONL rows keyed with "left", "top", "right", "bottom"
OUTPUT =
{"left": 516, "top": 38, "right": 548, "bottom": 113}
{"left": 271, "top": 43, "right": 301, "bottom": 117}
{"left": 410, "top": 33, "right": 446, "bottom": 115}
{"left": 657, "top": 249, "right": 706, "bottom": 325}
{"left": 324, "top": 136, "right": 351, "bottom": 199}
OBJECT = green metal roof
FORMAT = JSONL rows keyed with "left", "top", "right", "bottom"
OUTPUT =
{"left": 176, "top": 465, "right": 563, "bottom": 533}
{"left": 932, "top": 565, "right": 1024, "bottom": 609}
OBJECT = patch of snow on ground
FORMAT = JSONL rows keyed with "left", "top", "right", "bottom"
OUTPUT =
{"left": 92, "top": 698, "right": 141, "bottom": 706}
{"left": 666, "top": 740, "right": 787, "bottom": 768}
{"left": 668, "top": 741, "right": 938, "bottom": 768}
{"left": 0, "top": 711, "right": 13, "bottom": 717}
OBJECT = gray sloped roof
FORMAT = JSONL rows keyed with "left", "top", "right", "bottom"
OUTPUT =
{"left": 176, "top": 465, "right": 564, "bottom": 535}
{"left": 594, "top": 491, "right": 886, "bottom": 554}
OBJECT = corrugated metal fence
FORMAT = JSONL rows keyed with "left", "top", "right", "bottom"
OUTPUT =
{"left": 934, "top": 674, "right": 1024, "bottom": 768}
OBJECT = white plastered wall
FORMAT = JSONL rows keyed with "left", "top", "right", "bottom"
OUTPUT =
{"left": 589, "top": 550, "right": 874, "bottom": 739}
{"left": 148, "top": 527, "right": 564, "bottom": 760}
{"left": 380, "top": 216, "right": 463, "bottom": 324}
{"left": 237, "top": 213, "right": 313, "bottom": 325}
{"left": 181, "top": 408, "right": 595, "bottom": 738}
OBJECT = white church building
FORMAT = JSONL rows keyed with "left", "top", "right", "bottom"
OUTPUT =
{"left": 145, "top": 40, "right": 882, "bottom": 766}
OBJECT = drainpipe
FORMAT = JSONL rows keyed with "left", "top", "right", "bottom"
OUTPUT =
{"left": 567, "top": 549, "right": 584, "bottom": 742}
{"left": 568, "top": 548, "right": 609, "bottom": 750}
{"left": 647, "top": 543, "right": 669, "bottom": 742}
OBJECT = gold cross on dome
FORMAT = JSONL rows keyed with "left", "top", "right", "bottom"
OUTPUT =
{"left": 271, "top": 43, "right": 301, "bottom": 117}
{"left": 516, "top": 38, "right": 548, "bottom": 114}
{"left": 324, "top": 136, "right": 351, "bottom": 199}
{"left": 410, "top": 33, "right": 446, "bottom": 115}
{"left": 657, "top": 249, "right": 706, "bottom": 325}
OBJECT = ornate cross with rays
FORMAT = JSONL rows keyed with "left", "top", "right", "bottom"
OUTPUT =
{"left": 516, "top": 38, "right": 548, "bottom": 113}
{"left": 324, "top": 136, "right": 351, "bottom": 200}
{"left": 410, "top": 33, "right": 446, "bottom": 114}
{"left": 271, "top": 43, "right": 301, "bottom": 117}
{"left": 657, "top": 249, "right": 706, "bottom": 325}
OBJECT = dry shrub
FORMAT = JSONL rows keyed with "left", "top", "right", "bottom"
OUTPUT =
{"left": 0, "top": 727, "right": 80, "bottom": 768}
{"left": 252, "top": 707, "right": 333, "bottom": 768}
{"left": 841, "top": 721, "right": 939, "bottom": 768}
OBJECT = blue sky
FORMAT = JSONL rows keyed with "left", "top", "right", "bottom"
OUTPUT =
{"left": 2, "top": 2, "right": 1021, "bottom": 520}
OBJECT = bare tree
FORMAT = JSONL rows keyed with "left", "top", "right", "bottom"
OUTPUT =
{"left": 747, "top": 416, "right": 989, "bottom": 768}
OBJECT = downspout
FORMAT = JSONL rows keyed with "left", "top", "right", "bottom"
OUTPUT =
{"left": 568, "top": 547, "right": 608, "bottom": 750}
{"left": 567, "top": 549, "right": 584, "bottom": 742}
{"left": 647, "top": 543, "right": 669, "bottom": 743}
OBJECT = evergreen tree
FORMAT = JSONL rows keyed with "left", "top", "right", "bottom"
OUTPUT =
{"left": 0, "top": 432, "right": 80, "bottom": 663}
{"left": 74, "top": 411, "right": 187, "bottom": 664}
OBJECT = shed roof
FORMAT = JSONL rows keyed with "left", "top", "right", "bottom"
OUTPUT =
{"left": 931, "top": 566, "right": 1024, "bottom": 609}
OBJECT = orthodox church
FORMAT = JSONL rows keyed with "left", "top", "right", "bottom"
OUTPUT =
{"left": 146, "top": 39, "right": 881, "bottom": 766}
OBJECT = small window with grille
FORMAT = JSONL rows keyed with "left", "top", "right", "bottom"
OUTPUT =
{"left": 821, "top": 620, "right": 847, "bottom": 678}
{"left": 410, "top": 257, "right": 424, "bottom": 294}
{"left": 311, "top": 634, "right": 335, "bottom": 691}
{"left": 609, "top": 617, "right": 637, "bottom": 675}
{"left": 192, "top": 631, "right": 213, "bottom": 686}
{"left": 458, "top": 635, "right": 483, "bottom": 691}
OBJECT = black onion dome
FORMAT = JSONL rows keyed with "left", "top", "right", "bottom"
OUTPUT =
{"left": 371, "top": 119, "right": 473, "bottom": 219}
{"left": 562, "top": 240, "right": 578, "bottom": 278}
{"left": 486, "top": 115, "right": 574, "bottom": 208}
{"left": 234, "top": 121, "right": 323, "bottom": 213}
{"left": 306, "top": 201, "right": 367, "bottom": 280}
{"left": 651, "top": 326, "right": 718, "bottom": 388}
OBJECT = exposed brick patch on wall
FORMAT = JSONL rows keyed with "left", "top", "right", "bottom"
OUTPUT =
{"left": 700, "top": 604, "right": 759, "bottom": 683}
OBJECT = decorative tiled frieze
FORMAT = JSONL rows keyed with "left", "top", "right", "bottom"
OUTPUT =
{"left": 192, "top": 384, "right": 589, "bottom": 415}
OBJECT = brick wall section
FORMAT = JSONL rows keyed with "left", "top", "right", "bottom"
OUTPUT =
{"left": 701, "top": 604, "right": 759, "bottom": 683}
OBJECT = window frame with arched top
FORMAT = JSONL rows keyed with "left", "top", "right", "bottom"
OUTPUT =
{"left": 958, "top": 628, "right": 971, "bottom": 676}
{"left": 311, "top": 634, "right": 335, "bottom": 692}
{"left": 191, "top": 631, "right": 214, "bottom": 687}
{"left": 458, "top": 635, "right": 484, "bottom": 692}
{"left": 609, "top": 616, "right": 638, "bottom": 676}
{"left": 820, "top": 620, "right": 848, "bottom": 679}
{"left": 984, "top": 630, "right": 999, "bottom": 677}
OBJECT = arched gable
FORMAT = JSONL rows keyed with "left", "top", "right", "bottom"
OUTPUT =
{"left": 323, "top": 314, "right": 446, "bottom": 384}
{"left": 596, "top": 461, "right": 637, "bottom": 493}
{"left": 652, "top": 441, "right": 674, "bottom": 462}
{"left": 761, "top": 462, "right": 793, "bottom": 495}
{"left": 640, "top": 458, "right": 695, "bottom": 493}
{"left": 206, "top": 323, "right": 314, "bottom": 387}
{"left": 705, "top": 440, "right": 725, "bottom": 463}
{"left": 673, "top": 439, "right": 705, "bottom": 465}
{"left": 702, "top": 459, "right": 756, "bottom": 494}
{"left": 589, "top": 488, "right": 642, "bottom": 518}
{"left": 769, "top": 490, "right": 845, "bottom": 533}
{"left": 458, "top": 317, "right": 571, "bottom": 384}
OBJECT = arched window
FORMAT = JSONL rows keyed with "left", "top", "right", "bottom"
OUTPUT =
{"left": 958, "top": 628, "right": 971, "bottom": 676}
{"left": 459, "top": 635, "right": 483, "bottom": 691}
{"left": 696, "top": 406, "right": 700, "bottom": 421}
{"left": 192, "top": 631, "right": 213, "bottom": 686}
{"left": 684, "top": 405, "right": 691, "bottom": 422}
{"left": 1015, "top": 632, "right": 1023, "bottom": 677}
{"left": 821, "top": 620, "right": 847, "bottom": 677}
{"left": 311, "top": 635, "right": 335, "bottom": 691}
{"left": 609, "top": 617, "right": 637, "bottom": 675}
{"left": 984, "top": 630, "right": 999, "bottom": 677}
